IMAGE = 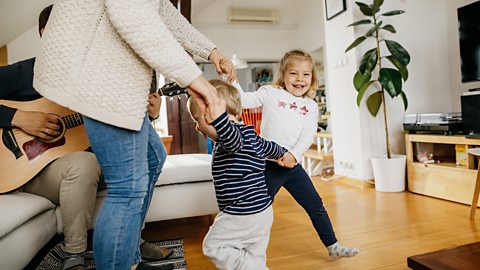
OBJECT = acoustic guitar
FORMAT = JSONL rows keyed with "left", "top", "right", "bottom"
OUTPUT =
{"left": 0, "top": 82, "right": 187, "bottom": 193}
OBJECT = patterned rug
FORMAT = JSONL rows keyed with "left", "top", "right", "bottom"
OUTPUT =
{"left": 35, "top": 239, "right": 186, "bottom": 270}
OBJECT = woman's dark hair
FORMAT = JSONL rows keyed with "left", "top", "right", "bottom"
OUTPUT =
{"left": 38, "top": 4, "right": 53, "bottom": 35}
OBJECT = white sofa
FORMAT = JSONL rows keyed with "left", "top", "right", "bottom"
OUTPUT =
{"left": 0, "top": 154, "right": 218, "bottom": 270}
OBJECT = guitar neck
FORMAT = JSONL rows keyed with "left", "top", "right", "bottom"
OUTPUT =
{"left": 62, "top": 113, "right": 84, "bottom": 129}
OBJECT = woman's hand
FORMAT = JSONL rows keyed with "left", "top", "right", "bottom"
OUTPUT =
{"left": 209, "top": 48, "right": 236, "bottom": 82}
{"left": 187, "top": 76, "right": 221, "bottom": 123}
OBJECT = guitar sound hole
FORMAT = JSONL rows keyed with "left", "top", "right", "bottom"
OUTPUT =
{"left": 37, "top": 114, "right": 67, "bottom": 144}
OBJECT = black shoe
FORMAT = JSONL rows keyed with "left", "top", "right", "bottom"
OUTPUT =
{"left": 137, "top": 261, "right": 174, "bottom": 270}
{"left": 63, "top": 251, "right": 85, "bottom": 270}
{"left": 140, "top": 241, "right": 173, "bottom": 261}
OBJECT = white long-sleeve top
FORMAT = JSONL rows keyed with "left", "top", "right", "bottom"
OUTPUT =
{"left": 33, "top": 0, "right": 215, "bottom": 131}
{"left": 235, "top": 84, "right": 318, "bottom": 163}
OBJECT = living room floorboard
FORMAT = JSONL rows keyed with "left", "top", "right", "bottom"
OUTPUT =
{"left": 142, "top": 176, "right": 480, "bottom": 270}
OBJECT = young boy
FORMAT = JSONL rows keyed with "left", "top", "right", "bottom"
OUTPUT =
{"left": 187, "top": 80, "right": 287, "bottom": 270}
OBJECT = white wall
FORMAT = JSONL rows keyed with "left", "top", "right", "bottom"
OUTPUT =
{"left": 7, "top": 25, "right": 40, "bottom": 63}
{"left": 323, "top": 0, "right": 478, "bottom": 181}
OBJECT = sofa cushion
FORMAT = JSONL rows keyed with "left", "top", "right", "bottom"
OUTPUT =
{"left": 156, "top": 154, "right": 213, "bottom": 186}
{"left": 0, "top": 192, "right": 56, "bottom": 238}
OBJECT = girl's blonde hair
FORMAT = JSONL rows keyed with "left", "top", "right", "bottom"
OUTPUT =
{"left": 272, "top": 49, "right": 319, "bottom": 99}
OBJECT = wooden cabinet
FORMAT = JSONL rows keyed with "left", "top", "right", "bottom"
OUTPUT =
{"left": 406, "top": 134, "right": 480, "bottom": 206}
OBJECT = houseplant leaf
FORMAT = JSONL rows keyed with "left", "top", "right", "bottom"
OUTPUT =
{"left": 386, "top": 55, "right": 409, "bottom": 80}
{"left": 359, "top": 48, "right": 378, "bottom": 74}
{"left": 381, "top": 10, "right": 405, "bottom": 16}
{"left": 357, "top": 80, "right": 375, "bottom": 106}
{"left": 346, "top": 36, "right": 367, "bottom": 52}
{"left": 354, "top": 70, "right": 372, "bottom": 91}
{"left": 355, "top": 2, "right": 374, "bottom": 16}
{"left": 373, "top": 0, "right": 384, "bottom": 9}
{"left": 348, "top": 19, "right": 372, "bottom": 27}
{"left": 379, "top": 68, "right": 402, "bottom": 97}
{"left": 366, "top": 91, "right": 383, "bottom": 116}
{"left": 366, "top": 21, "right": 383, "bottom": 36}
{"left": 382, "top": 25, "right": 396, "bottom": 33}
{"left": 400, "top": 91, "right": 408, "bottom": 110}
{"left": 385, "top": 40, "right": 410, "bottom": 65}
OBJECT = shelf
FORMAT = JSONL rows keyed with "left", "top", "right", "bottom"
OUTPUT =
{"left": 412, "top": 161, "right": 476, "bottom": 173}
{"left": 406, "top": 134, "right": 480, "bottom": 207}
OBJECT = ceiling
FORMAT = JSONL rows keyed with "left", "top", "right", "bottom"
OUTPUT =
{"left": 0, "top": 0, "right": 300, "bottom": 48}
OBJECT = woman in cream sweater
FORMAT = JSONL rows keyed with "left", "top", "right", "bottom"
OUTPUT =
{"left": 33, "top": 1, "right": 235, "bottom": 269}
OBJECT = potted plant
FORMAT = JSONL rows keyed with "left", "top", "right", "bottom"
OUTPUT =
{"left": 345, "top": 0, "right": 410, "bottom": 192}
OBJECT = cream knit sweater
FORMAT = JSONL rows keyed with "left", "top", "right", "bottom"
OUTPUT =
{"left": 33, "top": 0, "right": 215, "bottom": 131}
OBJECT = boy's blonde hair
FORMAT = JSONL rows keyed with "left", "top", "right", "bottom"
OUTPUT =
{"left": 272, "top": 49, "right": 320, "bottom": 99}
{"left": 209, "top": 80, "right": 242, "bottom": 120}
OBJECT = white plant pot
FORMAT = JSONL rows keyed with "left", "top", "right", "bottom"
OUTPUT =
{"left": 371, "top": 155, "right": 406, "bottom": 192}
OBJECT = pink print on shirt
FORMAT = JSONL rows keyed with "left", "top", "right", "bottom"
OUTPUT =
{"left": 278, "top": 100, "right": 287, "bottom": 108}
{"left": 277, "top": 99, "right": 308, "bottom": 115}
{"left": 289, "top": 102, "right": 298, "bottom": 110}
{"left": 300, "top": 106, "right": 309, "bottom": 115}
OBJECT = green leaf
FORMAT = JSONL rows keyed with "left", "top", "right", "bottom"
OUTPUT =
{"left": 373, "top": 0, "right": 385, "bottom": 9}
{"left": 379, "top": 68, "right": 402, "bottom": 98}
{"left": 345, "top": 36, "right": 367, "bottom": 52}
{"left": 400, "top": 91, "right": 408, "bottom": 110}
{"left": 366, "top": 21, "right": 383, "bottom": 36}
{"left": 385, "top": 40, "right": 410, "bottom": 65}
{"left": 356, "top": 1, "right": 374, "bottom": 16}
{"left": 382, "top": 24, "right": 396, "bottom": 33}
{"left": 359, "top": 48, "right": 378, "bottom": 74}
{"left": 354, "top": 70, "right": 372, "bottom": 91}
{"left": 347, "top": 19, "right": 372, "bottom": 27}
{"left": 366, "top": 91, "right": 383, "bottom": 116}
{"left": 357, "top": 80, "right": 375, "bottom": 106}
{"left": 381, "top": 10, "right": 405, "bottom": 16}
{"left": 386, "top": 55, "right": 409, "bottom": 81}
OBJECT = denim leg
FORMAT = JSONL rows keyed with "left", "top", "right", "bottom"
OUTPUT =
{"left": 83, "top": 116, "right": 151, "bottom": 270}
{"left": 265, "top": 162, "right": 337, "bottom": 247}
{"left": 133, "top": 124, "right": 167, "bottom": 263}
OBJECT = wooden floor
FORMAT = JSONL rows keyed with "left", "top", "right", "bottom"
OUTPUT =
{"left": 142, "top": 177, "right": 480, "bottom": 270}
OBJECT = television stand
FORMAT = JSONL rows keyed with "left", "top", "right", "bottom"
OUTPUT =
{"left": 466, "top": 133, "right": 480, "bottom": 139}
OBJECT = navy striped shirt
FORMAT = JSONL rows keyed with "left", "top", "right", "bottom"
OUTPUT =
{"left": 211, "top": 112, "right": 287, "bottom": 215}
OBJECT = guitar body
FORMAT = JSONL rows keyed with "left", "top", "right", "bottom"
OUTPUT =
{"left": 0, "top": 98, "right": 90, "bottom": 193}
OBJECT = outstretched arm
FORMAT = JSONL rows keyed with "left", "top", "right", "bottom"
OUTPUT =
{"left": 211, "top": 112, "right": 243, "bottom": 153}
{"left": 256, "top": 135, "right": 287, "bottom": 160}
{"left": 231, "top": 81, "right": 268, "bottom": 109}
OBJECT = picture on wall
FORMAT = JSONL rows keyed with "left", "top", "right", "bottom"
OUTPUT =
{"left": 325, "top": 0, "right": 346, "bottom": 20}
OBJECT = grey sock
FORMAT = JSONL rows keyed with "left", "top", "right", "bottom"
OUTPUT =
{"left": 327, "top": 242, "right": 359, "bottom": 259}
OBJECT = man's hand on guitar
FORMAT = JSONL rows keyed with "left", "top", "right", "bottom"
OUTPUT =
{"left": 12, "top": 110, "right": 60, "bottom": 140}
{"left": 148, "top": 92, "right": 161, "bottom": 120}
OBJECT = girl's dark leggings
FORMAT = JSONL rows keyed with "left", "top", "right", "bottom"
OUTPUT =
{"left": 265, "top": 161, "right": 337, "bottom": 246}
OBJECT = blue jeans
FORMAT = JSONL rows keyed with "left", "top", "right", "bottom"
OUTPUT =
{"left": 265, "top": 161, "right": 337, "bottom": 247}
{"left": 83, "top": 115, "right": 166, "bottom": 270}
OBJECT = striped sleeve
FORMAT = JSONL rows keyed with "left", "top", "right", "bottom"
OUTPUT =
{"left": 256, "top": 136, "right": 287, "bottom": 159}
{"left": 211, "top": 112, "right": 243, "bottom": 153}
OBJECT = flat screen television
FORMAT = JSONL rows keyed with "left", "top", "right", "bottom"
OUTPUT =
{"left": 457, "top": 1, "right": 480, "bottom": 83}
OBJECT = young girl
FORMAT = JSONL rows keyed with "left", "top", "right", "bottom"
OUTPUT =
{"left": 234, "top": 49, "right": 359, "bottom": 259}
